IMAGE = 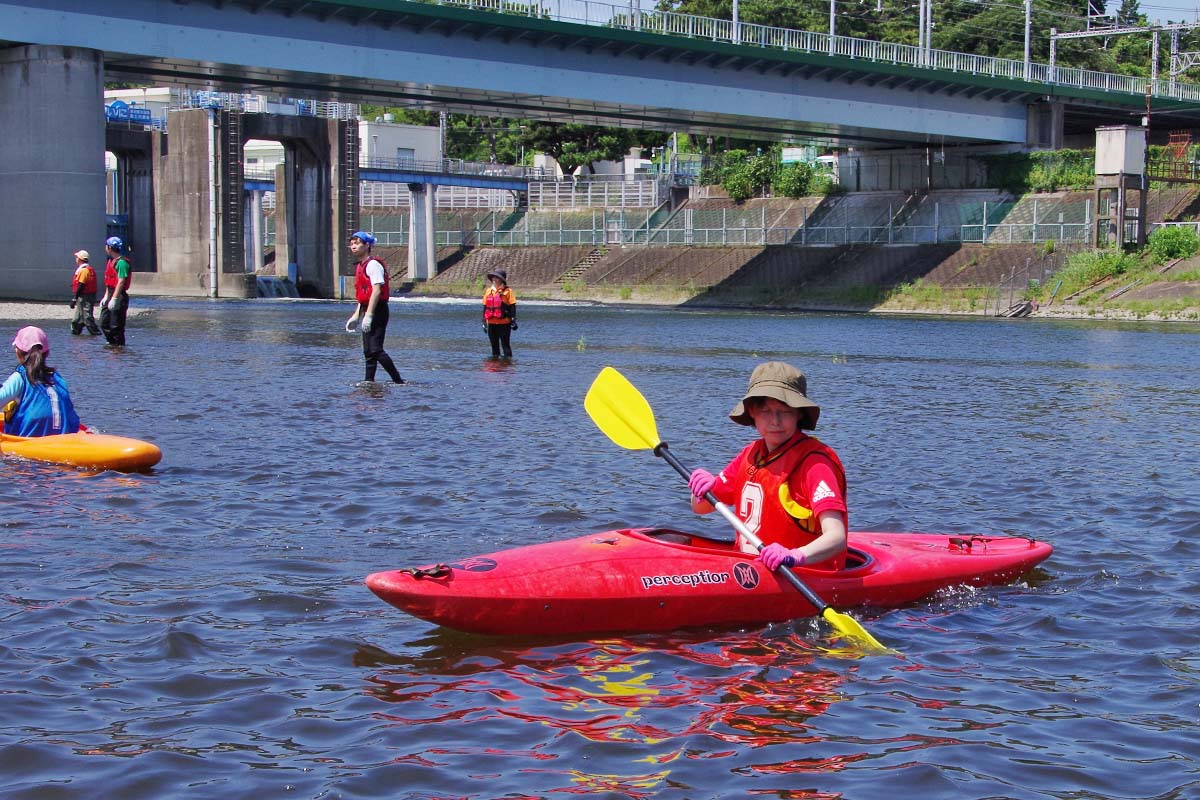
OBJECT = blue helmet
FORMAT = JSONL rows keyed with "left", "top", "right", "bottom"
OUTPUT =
{"left": 105, "top": 236, "right": 124, "bottom": 252}
{"left": 349, "top": 231, "right": 376, "bottom": 246}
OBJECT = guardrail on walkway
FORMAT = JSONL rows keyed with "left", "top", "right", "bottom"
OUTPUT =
{"left": 433, "top": 0, "right": 1200, "bottom": 103}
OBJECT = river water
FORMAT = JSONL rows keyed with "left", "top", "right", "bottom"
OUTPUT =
{"left": 1, "top": 298, "right": 1197, "bottom": 799}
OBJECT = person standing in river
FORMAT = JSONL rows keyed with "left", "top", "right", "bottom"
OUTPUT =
{"left": 99, "top": 237, "right": 131, "bottom": 347}
{"left": 482, "top": 269, "right": 517, "bottom": 358}
{"left": 69, "top": 250, "right": 101, "bottom": 336}
{"left": 344, "top": 231, "right": 404, "bottom": 384}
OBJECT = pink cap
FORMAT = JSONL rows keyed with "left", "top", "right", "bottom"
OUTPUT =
{"left": 12, "top": 326, "right": 49, "bottom": 355}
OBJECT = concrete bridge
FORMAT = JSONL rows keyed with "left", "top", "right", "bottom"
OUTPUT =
{"left": 5, "top": 0, "right": 1200, "bottom": 299}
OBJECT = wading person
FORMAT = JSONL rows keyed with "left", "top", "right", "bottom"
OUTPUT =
{"left": 687, "top": 361, "right": 848, "bottom": 571}
{"left": 481, "top": 269, "right": 517, "bottom": 358}
{"left": 0, "top": 326, "right": 80, "bottom": 437}
{"left": 69, "top": 250, "right": 101, "bottom": 336}
{"left": 99, "top": 237, "right": 131, "bottom": 346}
{"left": 344, "top": 231, "right": 404, "bottom": 384}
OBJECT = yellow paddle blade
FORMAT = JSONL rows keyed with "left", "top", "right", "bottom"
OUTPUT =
{"left": 584, "top": 367, "right": 661, "bottom": 451}
{"left": 821, "top": 607, "right": 890, "bottom": 653}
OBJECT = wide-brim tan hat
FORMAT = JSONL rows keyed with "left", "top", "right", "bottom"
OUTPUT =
{"left": 729, "top": 361, "right": 820, "bottom": 430}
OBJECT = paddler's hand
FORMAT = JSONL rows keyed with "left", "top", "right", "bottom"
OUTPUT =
{"left": 510, "top": 321, "right": 518, "bottom": 331}
{"left": 69, "top": 299, "right": 77, "bottom": 310}
{"left": 361, "top": 314, "right": 373, "bottom": 334}
{"left": 758, "top": 543, "right": 805, "bottom": 571}
{"left": 345, "top": 317, "right": 357, "bottom": 333}
{"left": 688, "top": 469, "right": 717, "bottom": 499}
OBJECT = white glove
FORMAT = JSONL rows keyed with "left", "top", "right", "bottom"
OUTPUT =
{"left": 345, "top": 318, "right": 356, "bottom": 333}
{"left": 361, "top": 314, "right": 373, "bottom": 334}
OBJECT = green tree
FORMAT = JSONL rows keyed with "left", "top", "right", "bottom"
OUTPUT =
{"left": 517, "top": 122, "right": 638, "bottom": 173}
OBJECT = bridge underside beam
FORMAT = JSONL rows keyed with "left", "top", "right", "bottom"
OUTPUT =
{"left": 0, "top": 0, "right": 1032, "bottom": 148}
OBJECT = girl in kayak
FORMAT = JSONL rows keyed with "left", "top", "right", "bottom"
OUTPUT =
{"left": 1, "top": 326, "right": 81, "bottom": 437}
{"left": 482, "top": 269, "right": 517, "bottom": 358}
{"left": 688, "top": 361, "right": 848, "bottom": 571}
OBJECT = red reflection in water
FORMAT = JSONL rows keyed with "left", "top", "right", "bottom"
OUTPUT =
{"left": 361, "top": 630, "right": 860, "bottom": 794}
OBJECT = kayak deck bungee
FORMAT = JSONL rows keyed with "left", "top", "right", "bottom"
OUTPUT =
{"left": 0, "top": 430, "right": 162, "bottom": 472}
{"left": 366, "top": 528, "right": 1053, "bottom": 636}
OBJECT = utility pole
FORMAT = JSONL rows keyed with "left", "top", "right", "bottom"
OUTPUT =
{"left": 828, "top": 0, "right": 836, "bottom": 56}
{"left": 1024, "top": 0, "right": 1032, "bottom": 80}
{"left": 733, "top": 0, "right": 739, "bottom": 44}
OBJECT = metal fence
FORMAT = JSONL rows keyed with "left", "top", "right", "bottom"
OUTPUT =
{"left": 433, "top": 0, "right": 1200, "bottom": 103}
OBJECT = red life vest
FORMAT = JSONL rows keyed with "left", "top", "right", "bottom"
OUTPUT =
{"left": 72, "top": 264, "right": 97, "bottom": 295}
{"left": 483, "top": 286, "right": 513, "bottom": 323}
{"left": 714, "top": 433, "right": 848, "bottom": 569}
{"left": 355, "top": 257, "right": 389, "bottom": 304}
{"left": 105, "top": 256, "right": 132, "bottom": 289}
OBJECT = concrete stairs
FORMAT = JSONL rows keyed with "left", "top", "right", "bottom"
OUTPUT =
{"left": 557, "top": 247, "right": 607, "bottom": 286}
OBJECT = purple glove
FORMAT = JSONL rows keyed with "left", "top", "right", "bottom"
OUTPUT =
{"left": 758, "top": 543, "right": 805, "bottom": 571}
{"left": 688, "top": 469, "right": 717, "bottom": 499}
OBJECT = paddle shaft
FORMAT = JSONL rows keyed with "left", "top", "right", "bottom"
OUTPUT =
{"left": 652, "top": 442, "right": 836, "bottom": 616}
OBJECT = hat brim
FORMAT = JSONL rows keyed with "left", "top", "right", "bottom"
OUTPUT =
{"left": 486, "top": 272, "right": 505, "bottom": 282}
{"left": 729, "top": 381, "right": 820, "bottom": 429}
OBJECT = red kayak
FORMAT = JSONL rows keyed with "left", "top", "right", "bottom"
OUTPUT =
{"left": 366, "top": 527, "right": 1053, "bottom": 636}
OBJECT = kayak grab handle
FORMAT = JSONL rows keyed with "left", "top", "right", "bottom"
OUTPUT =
{"left": 399, "top": 564, "right": 453, "bottom": 579}
{"left": 949, "top": 536, "right": 992, "bottom": 551}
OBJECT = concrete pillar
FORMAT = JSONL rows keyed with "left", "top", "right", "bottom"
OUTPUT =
{"left": 155, "top": 109, "right": 219, "bottom": 296}
{"left": 407, "top": 182, "right": 436, "bottom": 281}
{"left": 1026, "top": 100, "right": 1065, "bottom": 150}
{"left": 0, "top": 46, "right": 105, "bottom": 300}
{"left": 273, "top": 163, "right": 294, "bottom": 283}
{"left": 244, "top": 189, "right": 263, "bottom": 274}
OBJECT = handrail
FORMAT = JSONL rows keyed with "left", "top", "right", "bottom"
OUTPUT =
{"left": 428, "top": 0, "right": 1200, "bottom": 103}
{"left": 359, "top": 155, "right": 548, "bottom": 179}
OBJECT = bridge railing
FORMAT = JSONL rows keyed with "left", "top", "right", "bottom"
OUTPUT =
{"left": 359, "top": 155, "right": 549, "bottom": 179}
{"left": 433, "top": 0, "right": 1200, "bottom": 102}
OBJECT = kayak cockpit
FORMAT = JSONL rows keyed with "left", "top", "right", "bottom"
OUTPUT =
{"left": 637, "top": 526, "right": 874, "bottom": 572}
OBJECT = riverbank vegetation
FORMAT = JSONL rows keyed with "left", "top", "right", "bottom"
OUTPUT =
{"left": 881, "top": 226, "right": 1200, "bottom": 320}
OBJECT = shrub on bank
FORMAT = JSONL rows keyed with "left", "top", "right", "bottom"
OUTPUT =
{"left": 1147, "top": 225, "right": 1200, "bottom": 263}
{"left": 1053, "top": 250, "right": 1139, "bottom": 300}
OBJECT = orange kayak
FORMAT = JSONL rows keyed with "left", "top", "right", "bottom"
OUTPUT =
{"left": 0, "top": 430, "right": 162, "bottom": 472}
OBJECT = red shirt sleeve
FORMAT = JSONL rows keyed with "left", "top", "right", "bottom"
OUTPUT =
{"left": 794, "top": 454, "right": 847, "bottom": 523}
{"left": 711, "top": 443, "right": 753, "bottom": 506}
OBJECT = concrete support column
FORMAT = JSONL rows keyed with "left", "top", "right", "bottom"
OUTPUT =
{"left": 407, "top": 183, "right": 437, "bottom": 281}
{"left": 245, "top": 190, "right": 263, "bottom": 275}
{"left": 1026, "top": 100, "right": 1065, "bottom": 150}
{"left": 273, "top": 163, "right": 294, "bottom": 283}
{"left": 0, "top": 46, "right": 104, "bottom": 299}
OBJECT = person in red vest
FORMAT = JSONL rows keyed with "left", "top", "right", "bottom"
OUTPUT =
{"left": 481, "top": 269, "right": 517, "bottom": 358}
{"left": 687, "top": 362, "right": 848, "bottom": 571}
{"left": 99, "top": 236, "right": 132, "bottom": 346}
{"left": 344, "top": 231, "right": 404, "bottom": 384}
{"left": 69, "top": 249, "right": 101, "bottom": 336}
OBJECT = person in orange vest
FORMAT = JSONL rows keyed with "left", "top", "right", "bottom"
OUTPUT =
{"left": 686, "top": 362, "right": 849, "bottom": 571}
{"left": 344, "top": 231, "right": 404, "bottom": 384}
{"left": 99, "top": 237, "right": 132, "bottom": 347}
{"left": 481, "top": 269, "right": 517, "bottom": 358}
{"left": 69, "top": 250, "right": 101, "bottom": 336}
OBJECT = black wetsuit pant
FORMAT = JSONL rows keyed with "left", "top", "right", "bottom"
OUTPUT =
{"left": 487, "top": 322, "right": 513, "bottom": 358}
{"left": 362, "top": 302, "right": 403, "bottom": 383}
{"left": 100, "top": 292, "right": 128, "bottom": 346}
